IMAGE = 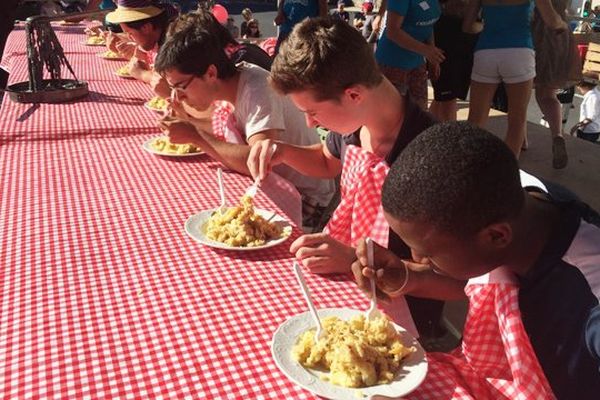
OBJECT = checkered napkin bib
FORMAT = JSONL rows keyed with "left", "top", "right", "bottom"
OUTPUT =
{"left": 324, "top": 144, "right": 390, "bottom": 247}
{"left": 323, "top": 145, "right": 417, "bottom": 333}
{"left": 410, "top": 267, "right": 555, "bottom": 400}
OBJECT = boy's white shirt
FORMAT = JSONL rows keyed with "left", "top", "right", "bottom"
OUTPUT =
{"left": 580, "top": 87, "right": 600, "bottom": 133}
{"left": 228, "top": 62, "right": 335, "bottom": 206}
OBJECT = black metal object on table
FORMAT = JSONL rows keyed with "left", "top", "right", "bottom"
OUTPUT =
{"left": 6, "top": 10, "right": 108, "bottom": 104}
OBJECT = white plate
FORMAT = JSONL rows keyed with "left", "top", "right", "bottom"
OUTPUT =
{"left": 97, "top": 52, "right": 126, "bottom": 61}
{"left": 142, "top": 136, "right": 204, "bottom": 157}
{"left": 114, "top": 70, "right": 134, "bottom": 79}
{"left": 272, "top": 308, "right": 428, "bottom": 400}
{"left": 185, "top": 208, "right": 292, "bottom": 250}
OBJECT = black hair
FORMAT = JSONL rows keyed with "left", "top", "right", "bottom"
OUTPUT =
{"left": 154, "top": 22, "right": 237, "bottom": 79}
{"left": 577, "top": 79, "right": 597, "bottom": 90}
{"left": 382, "top": 121, "right": 525, "bottom": 236}
{"left": 166, "top": 10, "right": 237, "bottom": 47}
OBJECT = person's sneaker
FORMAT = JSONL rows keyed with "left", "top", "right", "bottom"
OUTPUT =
{"left": 552, "top": 136, "right": 568, "bottom": 169}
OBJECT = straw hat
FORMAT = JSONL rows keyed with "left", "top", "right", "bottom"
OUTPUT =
{"left": 106, "top": 0, "right": 163, "bottom": 24}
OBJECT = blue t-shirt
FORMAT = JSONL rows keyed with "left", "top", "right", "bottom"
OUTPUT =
{"left": 281, "top": 0, "right": 320, "bottom": 35}
{"left": 475, "top": 2, "right": 533, "bottom": 50}
{"left": 375, "top": 0, "right": 441, "bottom": 70}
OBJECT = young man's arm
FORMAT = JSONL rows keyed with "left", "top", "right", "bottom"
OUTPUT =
{"left": 385, "top": 12, "right": 445, "bottom": 65}
{"left": 160, "top": 119, "right": 279, "bottom": 176}
{"left": 534, "top": 0, "right": 568, "bottom": 31}
{"left": 247, "top": 139, "right": 343, "bottom": 180}
{"left": 275, "top": 0, "right": 286, "bottom": 25}
{"left": 352, "top": 238, "right": 468, "bottom": 301}
{"left": 318, "top": 0, "right": 328, "bottom": 18}
{"left": 372, "top": 0, "right": 387, "bottom": 34}
{"left": 462, "top": 0, "right": 481, "bottom": 33}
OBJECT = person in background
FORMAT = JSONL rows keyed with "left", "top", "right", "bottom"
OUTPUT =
{"left": 167, "top": 10, "right": 272, "bottom": 71}
{"left": 243, "top": 19, "right": 261, "bottom": 39}
{"left": 462, "top": 0, "right": 567, "bottom": 158}
{"left": 240, "top": 7, "right": 253, "bottom": 37}
{"left": 532, "top": 0, "right": 582, "bottom": 169}
{"left": 274, "top": 0, "right": 327, "bottom": 54}
{"left": 331, "top": 0, "right": 350, "bottom": 23}
{"left": 225, "top": 16, "right": 239, "bottom": 38}
{"left": 570, "top": 77, "right": 600, "bottom": 143}
{"left": 248, "top": 18, "right": 453, "bottom": 348}
{"left": 375, "top": 0, "right": 443, "bottom": 110}
{"left": 104, "top": 0, "right": 178, "bottom": 99}
{"left": 428, "top": 0, "right": 480, "bottom": 121}
{"left": 353, "top": 121, "right": 600, "bottom": 399}
{"left": 154, "top": 18, "right": 336, "bottom": 230}
{"left": 353, "top": 1, "right": 378, "bottom": 46}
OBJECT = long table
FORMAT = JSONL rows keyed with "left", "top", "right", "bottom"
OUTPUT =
{"left": 0, "top": 24, "right": 413, "bottom": 399}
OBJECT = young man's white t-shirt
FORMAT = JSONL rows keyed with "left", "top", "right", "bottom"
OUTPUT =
{"left": 227, "top": 62, "right": 335, "bottom": 207}
{"left": 580, "top": 87, "right": 600, "bottom": 133}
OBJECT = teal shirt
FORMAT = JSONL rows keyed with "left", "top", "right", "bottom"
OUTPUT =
{"left": 475, "top": 2, "right": 533, "bottom": 50}
{"left": 375, "top": 0, "right": 441, "bottom": 70}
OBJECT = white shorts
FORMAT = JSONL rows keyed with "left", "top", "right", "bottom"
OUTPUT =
{"left": 471, "top": 48, "right": 536, "bottom": 84}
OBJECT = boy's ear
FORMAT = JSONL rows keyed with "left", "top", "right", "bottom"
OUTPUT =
{"left": 477, "top": 222, "right": 513, "bottom": 250}
{"left": 344, "top": 85, "right": 364, "bottom": 103}
{"left": 204, "top": 64, "right": 218, "bottom": 81}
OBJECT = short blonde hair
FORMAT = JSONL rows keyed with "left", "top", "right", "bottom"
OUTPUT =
{"left": 241, "top": 8, "right": 252, "bottom": 20}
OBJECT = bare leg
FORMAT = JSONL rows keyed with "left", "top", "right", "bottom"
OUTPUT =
{"left": 467, "top": 81, "right": 498, "bottom": 128}
{"left": 504, "top": 79, "right": 533, "bottom": 158}
{"left": 535, "top": 85, "right": 568, "bottom": 168}
{"left": 535, "top": 86, "right": 563, "bottom": 138}
{"left": 430, "top": 99, "right": 458, "bottom": 122}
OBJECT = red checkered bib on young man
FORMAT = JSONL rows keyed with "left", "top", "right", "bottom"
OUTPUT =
{"left": 324, "top": 144, "right": 390, "bottom": 247}
{"left": 324, "top": 145, "right": 416, "bottom": 334}
{"left": 409, "top": 267, "right": 555, "bottom": 399}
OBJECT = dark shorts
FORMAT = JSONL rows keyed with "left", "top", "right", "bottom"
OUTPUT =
{"left": 576, "top": 129, "right": 600, "bottom": 143}
{"left": 431, "top": 15, "right": 479, "bottom": 102}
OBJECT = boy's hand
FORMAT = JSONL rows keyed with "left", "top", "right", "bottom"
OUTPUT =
{"left": 290, "top": 233, "right": 356, "bottom": 274}
{"left": 247, "top": 139, "right": 284, "bottom": 182}
{"left": 150, "top": 73, "right": 171, "bottom": 99}
{"left": 157, "top": 119, "right": 199, "bottom": 145}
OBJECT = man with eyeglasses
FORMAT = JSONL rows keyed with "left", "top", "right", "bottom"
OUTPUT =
{"left": 153, "top": 19, "right": 336, "bottom": 232}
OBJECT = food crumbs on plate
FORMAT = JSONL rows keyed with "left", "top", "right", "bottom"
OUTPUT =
{"left": 355, "top": 390, "right": 364, "bottom": 398}
{"left": 292, "top": 314, "right": 415, "bottom": 388}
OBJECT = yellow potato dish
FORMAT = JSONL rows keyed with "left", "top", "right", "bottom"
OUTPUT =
{"left": 205, "top": 195, "right": 285, "bottom": 247}
{"left": 150, "top": 137, "right": 198, "bottom": 154}
{"left": 292, "top": 315, "right": 415, "bottom": 388}
{"left": 101, "top": 50, "right": 120, "bottom": 59}
{"left": 147, "top": 96, "right": 167, "bottom": 110}
{"left": 116, "top": 65, "right": 130, "bottom": 77}
{"left": 86, "top": 36, "right": 105, "bottom": 45}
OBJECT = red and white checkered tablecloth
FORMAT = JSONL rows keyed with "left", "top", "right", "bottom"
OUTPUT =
{"left": 0, "top": 132, "right": 378, "bottom": 399}
{"left": 0, "top": 28, "right": 417, "bottom": 399}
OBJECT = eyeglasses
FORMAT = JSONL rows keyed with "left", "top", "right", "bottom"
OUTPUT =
{"left": 170, "top": 75, "right": 195, "bottom": 93}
